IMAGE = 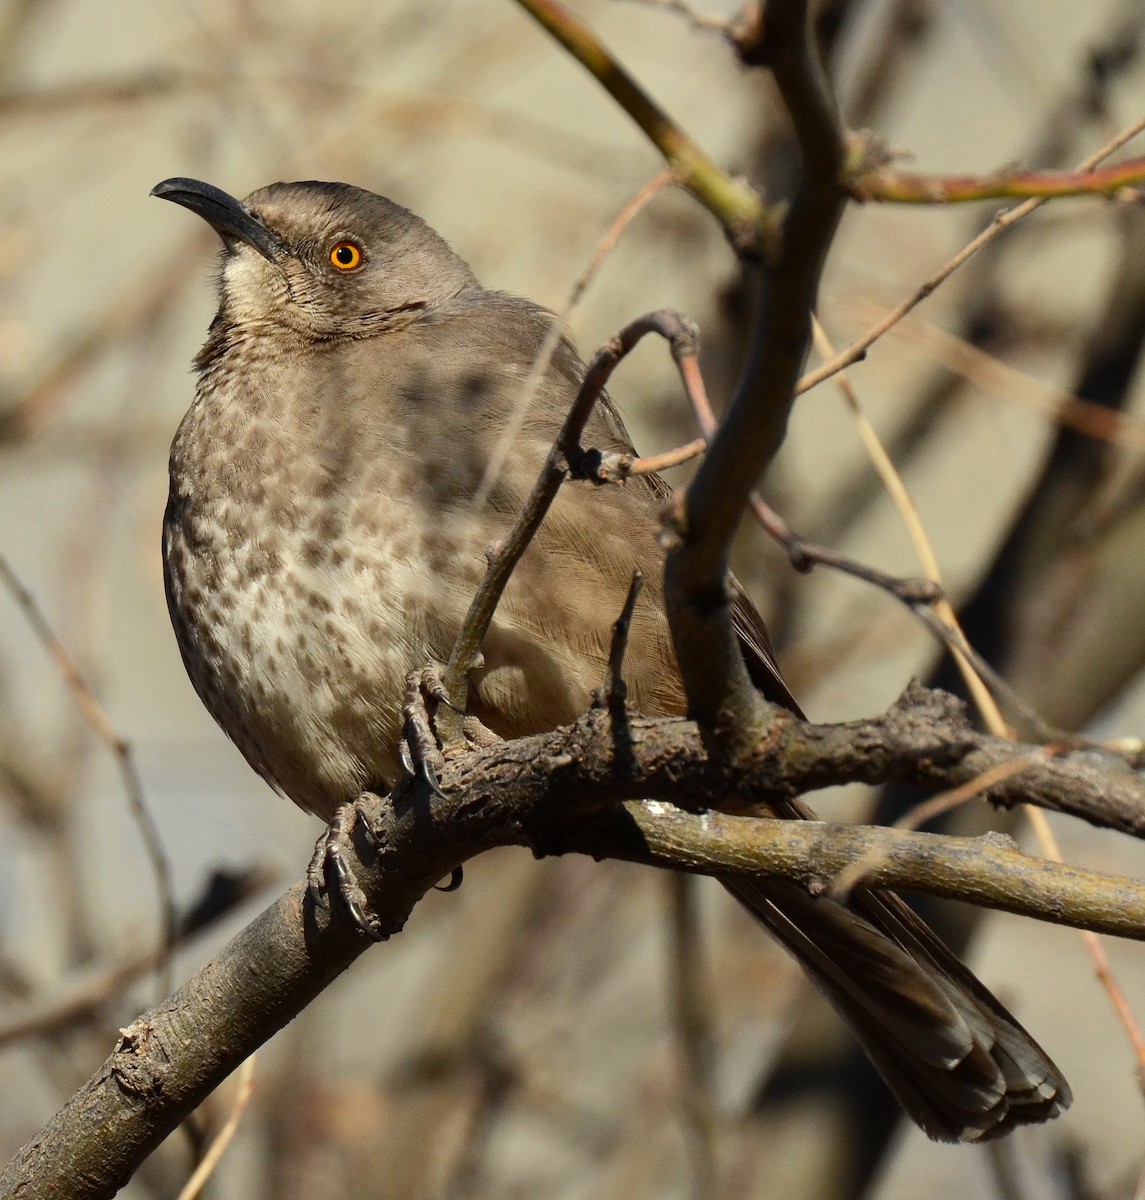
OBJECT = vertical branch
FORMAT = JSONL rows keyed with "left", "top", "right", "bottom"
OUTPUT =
{"left": 663, "top": 0, "right": 847, "bottom": 757}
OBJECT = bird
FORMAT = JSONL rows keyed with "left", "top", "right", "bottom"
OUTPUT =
{"left": 152, "top": 176, "right": 1070, "bottom": 1143}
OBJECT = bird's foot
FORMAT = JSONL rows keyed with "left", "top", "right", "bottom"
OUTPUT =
{"left": 401, "top": 667, "right": 449, "bottom": 797}
{"left": 458, "top": 714, "right": 502, "bottom": 755}
{"left": 308, "top": 795, "right": 385, "bottom": 939}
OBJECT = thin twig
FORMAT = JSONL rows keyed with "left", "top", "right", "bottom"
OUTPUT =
{"left": 751, "top": 500, "right": 940, "bottom": 603}
{"left": 512, "top": 0, "right": 776, "bottom": 254}
{"left": 0, "top": 555, "right": 175, "bottom": 998}
{"left": 811, "top": 313, "right": 1074, "bottom": 737}
{"left": 172, "top": 1055, "right": 257, "bottom": 1200}
{"left": 607, "top": 437, "right": 707, "bottom": 479}
{"left": 844, "top": 294, "right": 1145, "bottom": 452}
{"left": 604, "top": 569, "right": 644, "bottom": 705}
{"left": 675, "top": 337, "right": 947, "bottom": 617}
{"left": 907, "top": 605, "right": 1062, "bottom": 743}
{"left": 799, "top": 111, "right": 1145, "bottom": 396}
{"left": 854, "top": 153, "right": 1145, "bottom": 204}
{"left": 813, "top": 319, "right": 1056, "bottom": 735}
{"left": 474, "top": 169, "right": 675, "bottom": 509}
{"left": 810, "top": 317, "right": 1005, "bottom": 728}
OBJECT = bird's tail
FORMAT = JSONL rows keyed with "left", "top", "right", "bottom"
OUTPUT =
{"left": 723, "top": 874, "right": 1070, "bottom": 1142}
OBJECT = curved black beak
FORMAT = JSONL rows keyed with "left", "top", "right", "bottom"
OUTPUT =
{"left": 151, "top": 177, "right": 284, "bottom": 262}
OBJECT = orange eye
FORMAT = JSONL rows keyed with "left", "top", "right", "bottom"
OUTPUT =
{"left": 329, "top": 241, "right": 362, "bottom": 270}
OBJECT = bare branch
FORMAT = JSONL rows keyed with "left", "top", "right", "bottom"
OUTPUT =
{"left": 799, "top": 111, "right": 1145, "bottom": 396}
{"left": 511, "top": 0, "right": 778, "bottom": 254}
{"left": 0, "top": 556, "right": 175, "bottom": 997}
{"left": 849, "top": 140, "right": 1145, "bottom": 204}
{"left": 439, "top": 310, "right": 701, "bottom": 742}
{"left": 7, "top": 683, "right": 1145, "bottom": 1197}
{"left": 664, "top": 0, "right": 847, "bottom": 760}
{"left": 475, "top": 169, "right": 675, "bottom": 509}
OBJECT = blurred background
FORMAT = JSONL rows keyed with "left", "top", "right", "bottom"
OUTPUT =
{"left": 3, "top": 0, "right": 1145, "bottom": 1196}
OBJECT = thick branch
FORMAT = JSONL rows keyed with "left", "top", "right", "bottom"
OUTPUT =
{"left": 600, "top": 803, "right": 1145, "bottom": 940}
{"left": 5, "top": 684, "right": 1145, "bottom": 1198}
{"left": 664, "top": 0, "right": 847, "bottom": 760}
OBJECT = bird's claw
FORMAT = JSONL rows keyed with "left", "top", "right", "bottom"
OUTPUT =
{"left": 307, "top": 796, "right": 384, "bottom": 939}
{"left": 419, "top": 756, "right": 446, "bottom": 799}
{"left": 433, "top": 866, "right": 464, "bottom": 893}
{"left": 402, "top": 666, "right": 449, "bottom": 796}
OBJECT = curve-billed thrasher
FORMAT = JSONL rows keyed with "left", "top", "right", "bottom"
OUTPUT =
{"left": 152, "top": 176, "right": 1069, "bottom": 1142}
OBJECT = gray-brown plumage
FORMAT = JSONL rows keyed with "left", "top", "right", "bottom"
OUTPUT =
{"left": 153, "top": 176, "right": 1070, "bottom": 1143}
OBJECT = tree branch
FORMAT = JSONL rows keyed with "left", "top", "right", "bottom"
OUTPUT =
{"left": 511, "top": 0, "right": 779, "bottom": 255}
{"left": 6, "top": 682, "right": 1145, "bottom": 1198}
{"left": 604, "top": 802, "right": 1145, "bottom": 940}
{"left": 664, "top": 0, "right": 847, "bottom": 760}
{"left": 438, "top": 309, "right": 701, "bottom": 743}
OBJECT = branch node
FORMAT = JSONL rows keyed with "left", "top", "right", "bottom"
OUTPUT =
{"left": 567, "top": 445, "right": 605, "bottom": 482}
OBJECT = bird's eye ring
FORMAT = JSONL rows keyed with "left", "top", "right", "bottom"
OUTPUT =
{"left": 329, "top": 241, "right": 363, "bottom": 270}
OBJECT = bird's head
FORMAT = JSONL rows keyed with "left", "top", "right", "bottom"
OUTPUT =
{"left": 151, "top": 177, "right": 479, "bottom": 338}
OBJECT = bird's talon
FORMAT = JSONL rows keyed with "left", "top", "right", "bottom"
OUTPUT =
{"left": 402, "top": 665, "right": 448, "bottom": 793}
{"left": 308, "top": 797, "right": 384, "bottom": 938}
{"left": 306, "top": 834, "right": 328, "bottom": 903}
{"left": 352, "top": 795, "right": 381, "bottom": 846}
{"left": 433, "top": 866, "right": 464, "bottom": 893}
{"left": 398, "top": 738, "right": 415, "bottom": 778}
{"left": 419, "top": 757, "right": 446, "bottom": 799}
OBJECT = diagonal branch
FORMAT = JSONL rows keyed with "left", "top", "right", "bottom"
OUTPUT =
{"left": 799, "top": 110, "right": 1145, "bottom": 396}
{"left": 511, "top": 0, "right": 778, "bottom": 254}
{"left": 439, "top": 309, "right": 701, "bottom": 743}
